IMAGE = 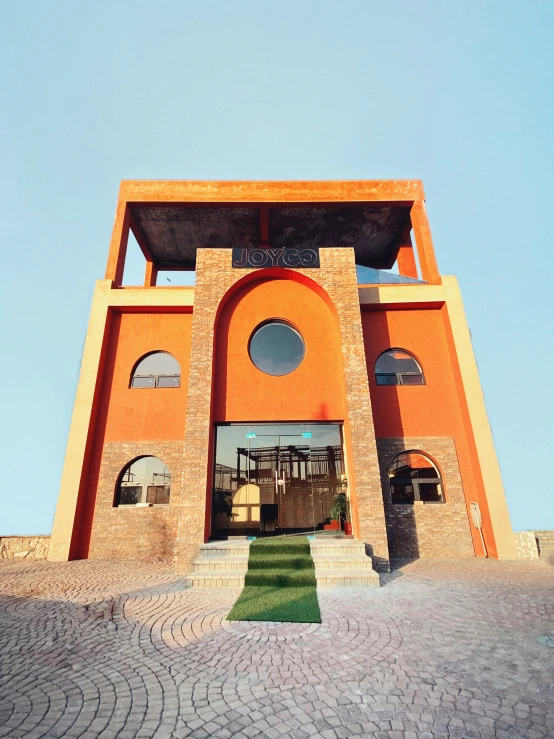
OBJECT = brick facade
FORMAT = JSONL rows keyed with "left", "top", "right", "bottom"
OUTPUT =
{"left": 376, "top": 437, "right": 475, "bottom": 559}
{"left": 88, "top": 441, "right": 184, "bottom": 562}
{"left": 175, "top": 248, "right": 389, "bottom": 573}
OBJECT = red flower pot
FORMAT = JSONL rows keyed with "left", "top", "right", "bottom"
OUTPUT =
{"left": 344, "top": 522, "right": 352, "bottom": 536}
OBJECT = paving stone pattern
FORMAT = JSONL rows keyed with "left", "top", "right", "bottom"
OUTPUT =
{"left": 0, "top": 558, "right": 553, "bottom": 739}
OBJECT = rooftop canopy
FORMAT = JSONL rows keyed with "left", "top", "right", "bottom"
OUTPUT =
{"left": 117, "top": 180, "right": 426, "bottom": 271}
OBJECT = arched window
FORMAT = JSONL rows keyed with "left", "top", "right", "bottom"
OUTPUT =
{"left": 375, "top": 349, "right": 424, "bottom": 386}
{"left": 131, "top": 351, "right": 180, "bottom": 388}
{"left": 115, "top": 456, "right": 171, "bottom": 506}
{"left": 388, "top": 451, "right": 444, "bottom": 504}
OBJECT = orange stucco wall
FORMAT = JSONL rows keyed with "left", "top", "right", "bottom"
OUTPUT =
{"left": 361, "top": 306, "right": 494, "bottom": 557}
{"left": 101, "top": 312, "right": 192, "bottom": 441}
{"left": 214, "top": 277, "right": 346, "bottom": 422}
{"left": 70, "top": 310, "right": 193, "bottom": 557}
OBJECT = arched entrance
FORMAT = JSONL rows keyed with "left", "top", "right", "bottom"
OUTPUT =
{"left": 211, "top": 272, "right": 347, "bottom": 537}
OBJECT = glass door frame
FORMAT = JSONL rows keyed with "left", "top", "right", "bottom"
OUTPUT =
{"left": 210, "top": 421, "right": 345, "bottom": 538}
{"left": 249, "top": 428, "right": 316, "bottom": 535}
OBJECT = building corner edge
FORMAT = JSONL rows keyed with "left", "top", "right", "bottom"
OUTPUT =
{"left": 442, "top": 275, "right": 516, "bottom": 559}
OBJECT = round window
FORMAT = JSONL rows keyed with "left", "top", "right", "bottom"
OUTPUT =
{"left": 249, "top": 320, "right": 305, "bottom": 376}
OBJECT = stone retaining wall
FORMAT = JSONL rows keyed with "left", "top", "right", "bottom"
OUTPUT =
{"left": 514, "top": 531, "right": 554, "bottom": 562}
{"left": 535, "top": 530, "right": 554, "bottom": 560}
{"left": 514, "top": 531, "right": 539, "bottom": 560}
{"left": 0, "top": 536, "right": 50, "bottom": 560}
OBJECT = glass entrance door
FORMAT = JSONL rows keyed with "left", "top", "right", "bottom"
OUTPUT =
{"left": 211, "top": 423, "right": 344, "bottom": 537}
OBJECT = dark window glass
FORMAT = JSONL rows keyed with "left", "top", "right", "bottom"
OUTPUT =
{"left": 413, "top": 465, "right": 438, "bottom": 479}
{"left": 376, "top": 350, "right": 421, "bottom": 374}
{"left": 116, "top": 457, "right": 171, "bottom": 506}
{"left": 400, "top": 374, "right": 425, "bottom": 386}
{"left": 376, "top": 374, "right": 399, "bottom": 386}
{"left": 131, "top": 376, "right": 156, "bottom": 389}
{"left": 390, "top": 451, "right": 437, "bottom": 479}
{"left": 390, "top": 483, "right": 414, "bottom": 504}
{"left": 131, "top": 352, "right": 181, "bottom": 388}
{"left": 146, "top": 485, "right": 171, "bottom": 505}
{"left": 134, "top": 352, "right": 180, "bottom": 375}
{"left": 157, "top": 375, "right": 180, "bottom": 388}
{"left": 419, "top": 482, "right": 442, "bottom": 502}
{"left": 375, "top": 349, "right": 424, "bottom": 386}
{"left": 389, "top": 451, "right": 444, "bottom": 504}
{"left": 249, "top": 321, "right": 305, "bottom": 376}
{"left": 119, "top": 486, "right": 142, "bottom": 505}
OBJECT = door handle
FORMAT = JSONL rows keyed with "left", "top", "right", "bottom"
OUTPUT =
{"left": 276, "top": 469, "right": 286, "bottom": 495}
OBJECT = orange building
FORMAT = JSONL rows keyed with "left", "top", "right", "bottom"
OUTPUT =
{"left": 49, "top": 180, "right": 516, "bottom": 571}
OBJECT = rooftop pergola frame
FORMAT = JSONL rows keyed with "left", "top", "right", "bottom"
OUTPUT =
{"left": 105, "top": 180, "right": 440, "bottom": 287}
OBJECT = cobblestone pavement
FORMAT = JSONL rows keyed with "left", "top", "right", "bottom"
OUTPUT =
{"left": 0, "top": 559, "right": 553, "bottom": 739}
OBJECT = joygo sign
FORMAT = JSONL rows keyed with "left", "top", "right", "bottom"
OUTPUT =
{"left": 232, "top": 247, "right": 320, "bottom": 269}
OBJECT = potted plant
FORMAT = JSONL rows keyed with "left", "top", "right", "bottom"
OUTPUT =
{"left": 330, "top": 477, "right": 353, "bottom": 535}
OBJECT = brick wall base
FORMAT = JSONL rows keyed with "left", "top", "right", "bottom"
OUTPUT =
{"left": 376, "top": 437, "right": 475, "bottom": 559}
{"left": 88, "top": 441, "right": 184, "bottom": 562}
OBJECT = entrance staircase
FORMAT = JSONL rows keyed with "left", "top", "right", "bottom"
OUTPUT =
{"left": 310, "top": 538, "right": 379, "bottom": 587}
{"left": 187, "top": 536, "right": 379, "bottom": 588}
{"left": 188, "top": 540, "right": 251, "bottom": 588}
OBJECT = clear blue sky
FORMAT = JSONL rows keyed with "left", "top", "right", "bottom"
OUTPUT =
{"left": 1, "top": 1, "right": 553, "bottom": 535}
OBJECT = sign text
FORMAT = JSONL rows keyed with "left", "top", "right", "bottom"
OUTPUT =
{"left": 232, "top": 247, "right": 320, "bottom": 269}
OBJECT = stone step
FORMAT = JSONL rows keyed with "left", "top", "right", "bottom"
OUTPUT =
{"left": 198, "top": 541, "right": 252, "bottom": 558}
{"left": 315, "top": 569, "right": 380, "bottom": 587}
{"left": 187, "top": 542, "right": 252, "bottom": 585}
{"left": 309, "top": 541, "right": 367, "bottom": 556}
{"left": 311, "top": 554, "right": 374, "bottom": 570}
{"left": 193, "top": 555, "right": 373, "bottom": 573}
{"left": 188, "top": 571, "right": 245, "bottom": 588}
{"left": 189, "top": 538, "right": 379, "bottom": 588}
{"left": 192, "top": 556, "right": 249, "bottom": 573}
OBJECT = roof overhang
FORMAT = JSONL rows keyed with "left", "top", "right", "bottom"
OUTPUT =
{"left": 119, "top": 180, "right": 424, "bottom": 270}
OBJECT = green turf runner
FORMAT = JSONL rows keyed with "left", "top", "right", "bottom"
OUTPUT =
{"left": 227, "top": 536, "right": 321, "bottom": 623}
